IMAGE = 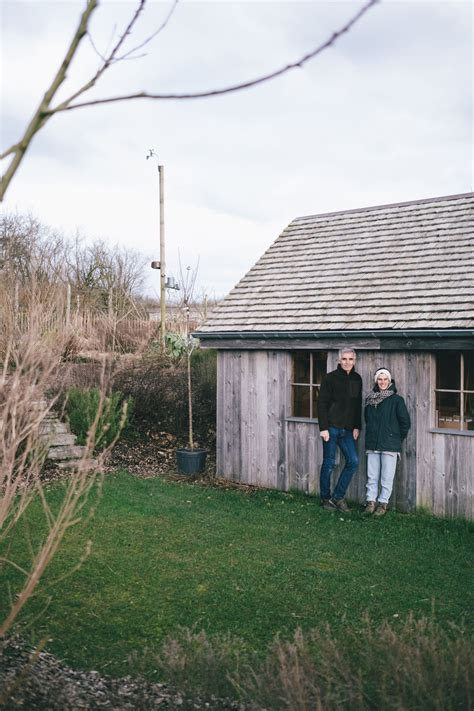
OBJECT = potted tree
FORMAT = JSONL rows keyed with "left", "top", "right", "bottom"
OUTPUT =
{"left": 175, "top": 298, "right": 208, "bottom": 475}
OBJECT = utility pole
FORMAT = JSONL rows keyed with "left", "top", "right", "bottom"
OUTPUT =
{"left": 147, "top": 149, "right": 166, "bottom": 350}
{"left": 158, "top": 163, "right": 166, "bottom": 350}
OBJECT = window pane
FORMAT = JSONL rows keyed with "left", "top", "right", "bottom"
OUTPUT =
{"left": 312, "top": 387, "right": 320, "bottom": 419}
{"left": 464, "top": 352, "right": 474, "bottom": 392}
{"left": 436, "top": 352, "right": 460, "bottom": 390}
{"left": 464, "top": 392, "right": 474, "bottom": 431}
{"left": 312, "top": 352, "right": 327, "bottom": 385}
{"left": 436, "top": 391, "right": 461, "bottom": 429}
{"left": 293, "top": 352, "right": 310, "bottom": 384}
{"left": 293, "top": 385, "right": 310, "bottom": 417}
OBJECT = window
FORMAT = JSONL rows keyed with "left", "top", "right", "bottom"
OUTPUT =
{"left": 291, "top": 352, "right": 327, "bottom": 419}
{"left": 435, "top": 352, "right": 474, "bottom": 431}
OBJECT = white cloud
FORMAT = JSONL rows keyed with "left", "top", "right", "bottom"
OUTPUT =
{"left": 2, "top": 0, "right": 472, "bottom": 300}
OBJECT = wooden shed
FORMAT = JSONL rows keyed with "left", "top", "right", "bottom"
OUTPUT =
{"left": 196, "top": 193, "right": 474, "bottom": 519}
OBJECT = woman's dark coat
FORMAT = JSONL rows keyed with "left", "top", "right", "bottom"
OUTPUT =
{"left": 364, "top": 381, "right": 411, "bottom": 453}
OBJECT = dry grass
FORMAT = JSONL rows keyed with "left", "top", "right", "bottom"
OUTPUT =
{"left": 153, "top": 617, "right": 473, "bottom": 710}
{"left": 0, "top": 282, "right": 127, "bottom": 637}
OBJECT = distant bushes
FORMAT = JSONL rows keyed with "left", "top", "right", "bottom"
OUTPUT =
{"left": 99, "top": 317, "right": 157, "bottom": 354}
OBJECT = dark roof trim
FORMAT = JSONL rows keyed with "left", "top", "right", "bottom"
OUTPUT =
{"left": 195, "top": 329, "right": 474, "bottom": 341}
{"left": 294, "top": 191, "right": 474, "bottom": 223}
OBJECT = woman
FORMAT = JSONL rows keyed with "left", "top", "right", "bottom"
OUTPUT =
{"left": 364, "top": 368, "right": 411, "bottom": 516}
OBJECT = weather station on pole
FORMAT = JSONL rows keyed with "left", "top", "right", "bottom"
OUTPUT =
{"left": 147, "top": 149, "right": 179, "bottom": 350}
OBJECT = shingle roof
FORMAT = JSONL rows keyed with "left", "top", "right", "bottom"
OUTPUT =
{"left": 199, "top": 193, "right": 474, "bottom": 333}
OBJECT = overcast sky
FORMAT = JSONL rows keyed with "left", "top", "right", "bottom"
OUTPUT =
{"left": 2, "top": 0, "right": 472, "bottom": 300}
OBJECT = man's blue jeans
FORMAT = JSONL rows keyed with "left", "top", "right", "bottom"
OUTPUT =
{"left": 319, "top": 427, "right": 359, "bottom": 501}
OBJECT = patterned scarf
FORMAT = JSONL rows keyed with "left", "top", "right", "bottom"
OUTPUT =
{"left": 365, "top": 388, "right": 394, "bottom": 408}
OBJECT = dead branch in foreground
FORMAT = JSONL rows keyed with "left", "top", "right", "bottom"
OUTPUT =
{"left": 1, "top": 0, "right": 379, "bottom": 200}
{"left": 0, "top": 284, "right": 127, "bottom": 637}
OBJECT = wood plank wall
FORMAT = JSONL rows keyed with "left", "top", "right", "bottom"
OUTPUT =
{"left": 216, "top": 349, "right": 473, "bottom": 519}
{"left": 217, "top": 350, "right": 290, "bottom": 488}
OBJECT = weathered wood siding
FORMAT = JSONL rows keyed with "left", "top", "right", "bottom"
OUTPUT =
{"left": 416, "top": 353, "right": 473, "bottom": 519}
{"left": 217, "top": 349, "right": 473, "bottom": 519}
{"left": 217, "top": 350, "right": 290, "bottom": 488}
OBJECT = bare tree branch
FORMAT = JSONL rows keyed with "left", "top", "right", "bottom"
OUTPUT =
{"left": 33, "top": 0, "right": 179, "bottom": 114}
{"left": 1, "top": 141, "right": 23, "bottom": 162}
{"left": 87, "top": 26, "right": 109, "bottom": 64}
{"left": 53, "top": 0, "right": 149, "bottom": 113}
{"left": 0, "top": 0, "right": 99, "bottom": 200}
{"left": 117, "top": 0, "right": 179, "bottom": 61}
{"left": 1, "top": 0, "right": 378, "bottom": 201}
{"left": 76, "top": 0, "right": 147, "bottom": 84}
{"left": 50, "top": 0, "right": 379, "bottom": 111}
{"left": 86, "top": 0, "right": 178, "bottom": 71}
{"left": 1, "top": 0, "right": 182, "bottom": 201}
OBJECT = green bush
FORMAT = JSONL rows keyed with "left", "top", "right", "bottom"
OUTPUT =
{"left": 165, "top": 332, "right": 187, "bottom": 358}
{"left": 65, "top": 387, "right": 133, "bottom": 450}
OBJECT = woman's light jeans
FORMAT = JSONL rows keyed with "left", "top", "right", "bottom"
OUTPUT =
{"left": 366, "top": 451, "right": 398, "bottom": 504}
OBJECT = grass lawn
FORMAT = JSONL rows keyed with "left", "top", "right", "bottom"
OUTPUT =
{"left": 2, "top": 470, "right": 473, "bottom": 680}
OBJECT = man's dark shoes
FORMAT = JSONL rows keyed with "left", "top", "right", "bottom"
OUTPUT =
{"left": 321, "top": 498, "right": 337, "bottom": 511}
{"left": 331, "top": 498, "right": 350, "bottom": 513}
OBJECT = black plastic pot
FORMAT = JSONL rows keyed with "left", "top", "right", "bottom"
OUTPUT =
{"left": 176, "top": 448, "right": 208, "bottom": 475}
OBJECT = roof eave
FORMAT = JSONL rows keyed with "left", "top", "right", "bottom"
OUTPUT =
{"left": 194, "top": 328, "right": 474, "bottom": 340}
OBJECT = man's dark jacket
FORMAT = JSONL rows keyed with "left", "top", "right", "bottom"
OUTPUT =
{"left": 364, "top": 382, "right": 411, "bottom": 452}
{"left": 318, "top": 364, "right": 362, "bottom": 431}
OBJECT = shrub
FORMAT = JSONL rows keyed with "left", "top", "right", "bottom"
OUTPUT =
{"left": 60, "top": 329, "right": 83, "bottom": 361}
{"left": 165, "top": 332, "right": 187, "bottom": 359}
{"left": 101, "top": 318, "right": 155, "bottom": 354}
{"left": 65, "top": 387, "right": 132, "bottom": 450}
{"left": 187, "top": 347, "right": 217, "bottom": 447}
{"left": 113, "top": 347, "right": 216, "bottom": 447}
{"left": 114, "top": 351, "right": 187, "bottom": 437}
{"left": 144, "top": 617, "right": 473, "bottom": 710}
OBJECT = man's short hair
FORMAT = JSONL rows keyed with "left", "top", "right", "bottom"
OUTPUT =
{"left": 338, "top": 347, "right": 356, "bottom": 359}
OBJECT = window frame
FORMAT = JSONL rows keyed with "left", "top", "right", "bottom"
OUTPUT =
{"left": 434, "top": 351, "right": 474, "bottom": 433}
{"left": 289, "top": 351, "right": 327, "bottom": 421}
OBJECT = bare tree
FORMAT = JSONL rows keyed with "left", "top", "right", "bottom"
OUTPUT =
{"left": 0, "top": 212, "right": 67, "bottom": 287}
{"left": 1, "top": 0, "right": 379, "bottom": 200}
{"left": 1, "top": 212, "right": 148, "bottom": 317}
{"left": 66, "top": 238, "right": 148, "bottom": 315}
{"left": 172, "top": 260, "right": 200, "bottom": 450}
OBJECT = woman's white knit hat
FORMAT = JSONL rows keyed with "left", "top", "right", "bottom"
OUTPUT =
{"left": 374, "top": 368, "right": 392, "bottom": 383}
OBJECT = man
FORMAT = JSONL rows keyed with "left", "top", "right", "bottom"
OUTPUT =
{"left": 318, "top": 347, "right": 362, "bottom": 512}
